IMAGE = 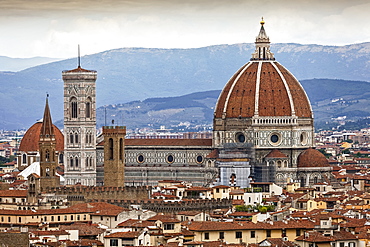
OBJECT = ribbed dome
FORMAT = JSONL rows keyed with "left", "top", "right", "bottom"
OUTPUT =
{"left": 214, "top": 61, "right": 312, "bottom": 119}
{"left": 19, "top": 122, "right": 64, "bottom": 152}
{"left": 297, "top": 148, "right": 329, "bottom": 168}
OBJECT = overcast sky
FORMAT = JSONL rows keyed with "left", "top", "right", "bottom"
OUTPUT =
{"left": 1, "top": 0, "right": 370, "bottom": 58}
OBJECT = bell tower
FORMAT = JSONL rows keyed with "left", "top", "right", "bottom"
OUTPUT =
{"left": 103, "top": 126, "right": 126, "bottom": 187}
{"left": 63, "top": 52, "right": 97, "bottom": 186}
{"left": 39, "top": 96, "right": 60, "bottom": 191}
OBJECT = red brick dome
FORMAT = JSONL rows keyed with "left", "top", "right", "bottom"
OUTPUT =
{"left": 214, "top": 61, "right": 312, "bottom": 119}
{"left": 297, "top": 148, "right": 329, "bottom": 168}
{"left": 19, "top": 121, "right": 64, "bottom": 152}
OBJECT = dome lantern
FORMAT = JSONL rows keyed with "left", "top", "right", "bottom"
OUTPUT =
{"left": 251, "top": 18, "right": 275, "bottom": 61}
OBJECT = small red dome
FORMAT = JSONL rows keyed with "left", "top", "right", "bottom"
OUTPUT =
{"left": 297, "top": 148, "right": 329, "bottom": 168}
{"left": 19, "top": 122, "right": 64, "bottom": 152}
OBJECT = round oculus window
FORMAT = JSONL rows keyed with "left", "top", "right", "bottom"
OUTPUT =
{"left": 137, "top": 154, "right": 144, "bottom": 163}
{"left": 236, "top": 133, "right": 246, "bottom": 143}
{"left": 300, "top": 132, "right": 308, "bottom": 145}
{"left": 166, "top": 154, "right": 174, "bottom": 163}
{"left": 196, "top": 155, "right": 203, "bottom": 164}
{"left": 270, "top": 134, "right": 279, "bottom": 143}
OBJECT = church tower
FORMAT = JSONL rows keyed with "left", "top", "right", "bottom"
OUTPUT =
{"left": 103, "top": 126, "right": 126, "bottom": 187}
{"left": 39, "top": 96, "right": 60, "bottom": 191}
{"left": 62, "top": 60, "right": 97, "bottom": 186}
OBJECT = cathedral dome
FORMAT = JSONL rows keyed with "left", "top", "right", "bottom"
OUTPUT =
{"left": 297, "top": 148, "right": 329, "bottom": 168}
{"left": 19, "top": 121, "right": 64, "bottom": 152}
{"left": 214, "top": 21, "right": 312, "bottom": 119}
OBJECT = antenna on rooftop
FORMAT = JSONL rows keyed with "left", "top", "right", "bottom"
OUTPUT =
{"left": 78, "top": 44, "right": 81, "bottom": 68}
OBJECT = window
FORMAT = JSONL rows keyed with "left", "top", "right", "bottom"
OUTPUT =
{"left": 45, "top": 150, "right": 50, "bottom": 161}
{"left": 18, "top": 217, "right": 21, "bottom": 223}
{"left": 219, "top": 232, "right": 224, "bottom": 239}
{"left": 251, "top": 231, "right": 255, "bottom": 238}
{"left": 349, "top": 242, "right": 356, "bottom": 247}
{"left": 110, "top": 239, "right": 118, "bottom": 246}
{"left": 22, "top": 154, "right": 27, "bottom": 164}
{"left": 137, "top": 154, "right": 144, "bottom": 163}
{"left": 77, "top": 215, "right": 80, "bottom": 220}
{"left": 296, "top": 229, "right": 301, "bottom": 237}
{"left": 167, "top": 154, "right": 174, "bottom": 163}
{"left": 109, "top": 138, "right": 114, "bottom": 160}
{"left": 51, "top": 216, "right": 54, "bottom": 221}
{"left": 119, "top": 138, "right": 123, "bottom": 160}
{"left": 204, "top": 233, "right": 209, "bottom": 240}
{"left": 70, "top": 98, "right": 78, "bottom": 118}
{"left": 236, "top": 231, "right": 242, "bottom": 239}
{"left": 64, "top": 216, "right": 67, "bottom": 221}
{"left": 340, "top": 243, "right": 345, "bottom": 247}
{"left": 164, "top": 223, "right": 174, "bottom": 230}
{"left": 58, "top": 216, "right": 60, "bottom": 221}
{"left": 266, "top": 230, "right": 271, "bottom": 238}
{"left": 86, "top": 99, "right": 91, "bottom": 118}
{"left": 70, "top": 134, "right": 74, "bottom": 144}
{"left": 71, "top": 215, "right": 74, "bottom": 220}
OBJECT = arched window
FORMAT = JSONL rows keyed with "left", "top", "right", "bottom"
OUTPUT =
{"left": 119, "top": 138, "right": 123, "bottom": 160}
{"left": 109, "top": 138, "right": 114, "bottom": 160}
{"left": 45, "top": 150, "right": 50, "bottom": 161}
{"left": 70, "top": 158, "right": 74, "bottom": 167}
{"left": 70, "top": 97, "right": 78, "bottom": 118}
{"left": 90, "top": 157, "right": 93, "bottom": 167}
{"left": 22, "top": 154, "right": 27, "bottom": 164}
{"left": 75, "top": 134, "right": 78, "bottom": 143}
{"left": 75, "top": 158, "right": 79, "bottom": 167}
{"left": 86, "top": 97, "right": 91, "bottom": 118}
{"left": 70, "top": 134, "right": 74, "bottom": 144}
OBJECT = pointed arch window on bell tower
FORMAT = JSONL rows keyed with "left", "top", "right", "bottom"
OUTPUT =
{"left": 86, "top": 97, "right": 92, "bottom": 118}
{"left": 70, "top": 97, "right": 78, "bottom": 119}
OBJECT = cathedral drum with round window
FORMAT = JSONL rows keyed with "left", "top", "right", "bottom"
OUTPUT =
{"left": 166, "top": 154, "right": 174, "bottom": 164}
{"left": 137, "top": 154, "right": 145, "bottom": 163}
{"left": 195, "top": 155, "right": 204, "bottom": 164}
{"left": 300, "top": 132, "right": 308, "bottom": 146}
{"left": 269, "top": 132, "right": 282, "bottom": 146}
{"left": 235, "top": 132, "right": 246, "bottom": 143}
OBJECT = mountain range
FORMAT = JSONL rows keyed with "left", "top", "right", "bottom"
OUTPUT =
{"left": 1, "top": 42, "right": 370, "bottom": 130}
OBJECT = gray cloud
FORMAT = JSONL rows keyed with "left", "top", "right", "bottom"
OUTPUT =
{"left": 0, "top": 0, "right": 369, "bottom": 57}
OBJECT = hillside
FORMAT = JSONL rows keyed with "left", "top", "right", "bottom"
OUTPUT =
{"left": 90, "top": 78, "right": 370, "bottom": 131}
{"left": 1, "top": 42, "right": 370, "bottom": 130}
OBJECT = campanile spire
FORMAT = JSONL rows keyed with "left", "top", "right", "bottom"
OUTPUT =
{"left": 251, "top": 18, "right": 275, "bottom": 60}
